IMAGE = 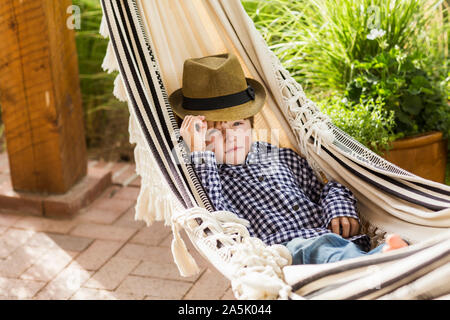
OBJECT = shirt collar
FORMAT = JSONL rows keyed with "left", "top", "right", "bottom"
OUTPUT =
{"left": 245, "top": 140, "right": 279, "bottom": 165}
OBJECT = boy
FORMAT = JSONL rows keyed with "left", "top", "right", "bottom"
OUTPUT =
{"left": 170, "top": 53, "right": 408, "bottom": 265}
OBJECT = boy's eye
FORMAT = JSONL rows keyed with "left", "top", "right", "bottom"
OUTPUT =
{"left": 233, "top": 122, "right": 242, "bottom": 126}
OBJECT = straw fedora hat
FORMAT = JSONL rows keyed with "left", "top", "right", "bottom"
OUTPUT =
{"left": 169, "top": 53, "right": 266, "bottom": 121}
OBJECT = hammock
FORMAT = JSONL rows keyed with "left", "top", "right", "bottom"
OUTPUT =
{"left": 99, "top": 0, "right": 450, "bottom": 300}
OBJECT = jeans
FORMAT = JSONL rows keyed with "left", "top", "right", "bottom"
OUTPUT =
{"left": 284, "top": 233, "right": 385, "bottom": 265}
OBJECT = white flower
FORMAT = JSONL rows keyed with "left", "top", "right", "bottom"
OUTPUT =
{"left": 367, "top": 28, "right": 386, "bottom": 40}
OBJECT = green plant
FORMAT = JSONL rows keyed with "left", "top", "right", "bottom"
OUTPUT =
{"left": 346, "top": 46, "right": 449, "bottom": 138}
{"left": 243, "top": 0, "right": 449, "bottom": 145}
{"left": 318, "top": 95, "right": 399, "bottom": 154}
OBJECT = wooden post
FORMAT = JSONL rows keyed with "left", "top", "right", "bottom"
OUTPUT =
{"left": 0, "top": 0, "right": 87, "bottom": 194}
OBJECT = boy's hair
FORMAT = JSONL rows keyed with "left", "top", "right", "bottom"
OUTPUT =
{"left": 246, "top": 116, "right": 254, "bottom": 128}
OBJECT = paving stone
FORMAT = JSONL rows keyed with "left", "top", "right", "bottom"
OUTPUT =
{"left": 98, "top": 185, "right": 122, "bottom": 198}
{"left": 0, "top": 213, "right": 22, "bottom": 228}
{"left": 221, "top": 287, "right": 236, "bottom": 300}
{"left": 129, "top": 221, "right": 171, "bottom": 246}
{"left": 20, "top": 247, "right": 76, "bottom": 282}
{"left": 89, "top": 197, "right": 135, "bottom": 216}
{"left": 26, "top": 232, "right": 93, "bottom": 252}
{"left": 0, "top": 228, "right": 36, "bottom": 259}
{"left": 14, "top": 216, "right": 77, "bottom": 234}
{"left": 116, "top": 275, "right": 191, "bottom": 299}
{"left": 70, "top": 223, "right": 137, "bottom": 242}
{"left": 2, "top": 228, "right": 35, "bottom": 246}
{"left": 83, "top": 256, "right": 140, "bottom": 290}
{"left": 183, "top": 268, "right": 230, "bottom": 300}
{"left": 115, "top": 243, "right": 174, "bottom": 263}
{"left": 45, "top": 233, "right": 94, "bottom": 252}
{"left": 76, "top": 207, "right": 126, "bottom": 225}
{"left": 131, "top": 260, "right": 203, "bottom": 283}
{"left": 0, "top": 277, "right": 46, "bottom": 299}
{"left": 113, "top": 207, "right": 146, "bottom": 229}
{"left": 71, "top": 288, "right": 144, "bottom": 300}
{"left": 74, "top": 239, "right": 123, "bottom": 271}
{"left": 0, "top": 171, "right": 9, "bottom": 182}
{"left": 0, "top": 153, "right": 9, "bottom": 172}
{"left": 0, "top": 296, "right": 24, "bottom": 300}
{"left": 143, "top": 295, "right": 173, "bottom": 300}
{"left": 0, "top": 241, "right": 17, "bottom": 259}
{"left": 0, "top": 245, "right": 49, "bottom": 278}
{"left": 110, "top": 162, "right": 129, "bottom": 178}
{"left": 112, "top": 186, "right": 140, "bottom": 201}
{"left": 24, "top": 232, "right": 59, "bottom": 250}
{"left": 112, "top": 164, "right": 136, "bottom": 185}
{"left": 159, "top": 234, "right": 172, "bottom": 248}
{"left": 34, "top": 263, "right": 93, "bottom": 300}
{"left": 160, "top": 229, "right": 201, "bottom": 253}
{"left": 128, "top": 176, "right": 141, "bottom": 187}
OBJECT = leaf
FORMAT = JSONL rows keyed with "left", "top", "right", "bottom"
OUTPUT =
{"left": 401, "top": 94, "right": 423, "bottom": 116}
{"left": 396, "top": 110, "right": 412, "bottom": 125}
{"left": 411, "top": 75, "right": 429, "bottom": 88}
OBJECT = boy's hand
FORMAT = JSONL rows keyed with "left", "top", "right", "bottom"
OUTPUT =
{"left": 180, "top": 115, "right": 207, "bottom": 152}
{"left": 328, "top": 217, "right": 360, "bottom": 238}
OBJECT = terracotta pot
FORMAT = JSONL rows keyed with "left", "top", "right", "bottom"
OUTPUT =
{"left": 379, "top": 131, "right": 448, "bottom": 183}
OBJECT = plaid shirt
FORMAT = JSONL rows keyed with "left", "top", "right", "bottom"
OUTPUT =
{"left": 191, "top": 141, "right": 370, "bottom": 251}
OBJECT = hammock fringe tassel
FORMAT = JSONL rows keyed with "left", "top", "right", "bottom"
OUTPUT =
{"left": 99, "top": 15, "right": 109, "bottom": 39}
{"left": 170, "top": 207, "right": 297, "bottom": 299}
{"left": 113, "top": 74, "right": 127, "bottom": 102}
{"left": 171, "top": 212, "right": 201, "bottom": 277}
{"left": 102, "top": 42, "right": 119, "bottom": 74}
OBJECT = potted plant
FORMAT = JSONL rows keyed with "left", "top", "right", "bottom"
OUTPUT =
{"left": 344, "top": 47, "right": 449, "bottom": 183}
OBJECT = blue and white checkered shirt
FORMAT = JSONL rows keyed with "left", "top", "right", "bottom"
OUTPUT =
{"left": 191, "top": 140, "right": 370, "bottom": 251}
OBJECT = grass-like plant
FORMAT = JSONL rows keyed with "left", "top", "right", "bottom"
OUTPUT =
{"left": 243, "top": 0, "right": 447, "bottom": 92}
{"left": 243, "top": 0, "right": 448, "bottom": 140}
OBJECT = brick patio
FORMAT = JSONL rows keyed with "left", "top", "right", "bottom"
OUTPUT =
{"left": 0, "top": 153, "right": 235, "bottom": 300}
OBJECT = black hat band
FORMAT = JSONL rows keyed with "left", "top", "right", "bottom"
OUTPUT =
{"left": 182, "top": 85, "right": 256, "bottom": 111}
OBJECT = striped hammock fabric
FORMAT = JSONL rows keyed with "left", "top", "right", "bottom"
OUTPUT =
{"left": 99, "top": 0, "right": 450, "bottom": 300}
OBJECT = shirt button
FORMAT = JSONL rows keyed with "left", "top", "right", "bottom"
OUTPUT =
{"left": 258, "top": 176, "right": 265, "bottom": 182}
{"left": 293, "top": 204, "right": 300, "bottom": 211}
{"left": 275, "top": 183, "right": 281, "bottom": 190}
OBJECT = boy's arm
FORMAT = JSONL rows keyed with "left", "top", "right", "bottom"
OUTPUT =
{"left": 318, "top": 181, "right": 360, "bottom": 228}
{"left": 190, "top": 150, "right": 234, "bottom": 213}
{"left": 280, "top": 148, "right": 360, "bottom": 225}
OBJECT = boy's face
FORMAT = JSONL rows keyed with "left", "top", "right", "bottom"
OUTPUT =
{"left": 205, "top": 119, "right": 253, "bottom": 165}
